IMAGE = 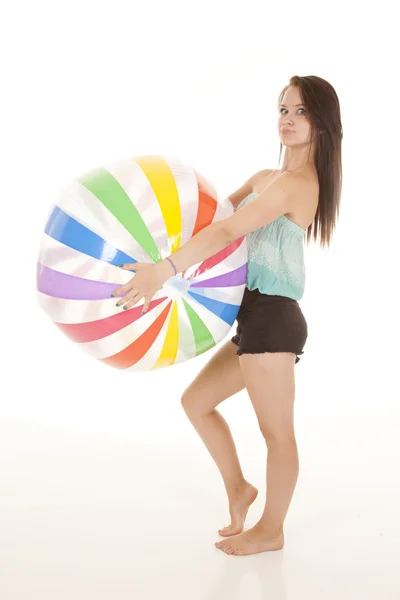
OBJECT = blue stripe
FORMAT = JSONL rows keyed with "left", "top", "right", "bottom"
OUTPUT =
{"left": 187, "top": 291, "right": 239, "bottom": 325}
{"left": 44, "top": 206, "right": 137, "bottom": 267}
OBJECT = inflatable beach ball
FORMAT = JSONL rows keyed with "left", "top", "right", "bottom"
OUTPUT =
{"left": 36, "top": 155, "right": 248, "bottom": 371}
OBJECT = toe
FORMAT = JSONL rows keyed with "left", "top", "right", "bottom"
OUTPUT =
{"left": 216, "top": 541, "right": 227, "bottom": 551}
{"left": 219, "top": 525, "right": 241, "bottom": 536}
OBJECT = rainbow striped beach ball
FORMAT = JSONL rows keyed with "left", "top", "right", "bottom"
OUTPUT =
{"left": 36, "top": 155, "right": 248, "bottom": 371}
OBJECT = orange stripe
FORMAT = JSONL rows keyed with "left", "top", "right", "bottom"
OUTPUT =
{"left": 100, "top": 302, "right": 173, "bottom": 369}
{"left": 181, "top": 169, "right": 218, "bottom": 279}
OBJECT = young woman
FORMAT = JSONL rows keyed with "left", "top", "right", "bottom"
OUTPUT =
{"left": 114, "top": 75, "right": 343, "bottom": 556}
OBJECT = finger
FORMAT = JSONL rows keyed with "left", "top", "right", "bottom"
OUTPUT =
{"left": 116, "top": 288, "right": 141, "bottom": 307}
{"left": 111, "top": 269, "right": 139, "bottom": 297}
{"left": 141, "top": 297, "right": 151, "bottom": 314}
{"left": 120, "top": 292, "right": 143, "bottom": 310}
{"left": 118, "top": 263, "right": 139, "bottom": 271}
{"left": 111, "top": 282, "right": 132, "bottom": 299}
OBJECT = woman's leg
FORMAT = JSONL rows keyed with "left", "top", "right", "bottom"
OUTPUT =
{"left": 181, "top": 339, "right": 258, "bottom": 535}
{"left": 216, "top": 351, "right": 298, "bottom": 555}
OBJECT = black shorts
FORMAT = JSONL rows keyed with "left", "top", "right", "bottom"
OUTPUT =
{"left": 231, "top": 287, "right": 308, "bottom": 364}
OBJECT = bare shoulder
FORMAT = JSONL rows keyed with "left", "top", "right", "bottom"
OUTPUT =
{"left": 284, "top": 169, "right": 312, "bottom": 188}
{"left": 252, "top": 167, "right": 318, "bottom": 229}
{"left": 254, "top": 168, "right": 276, "bottom": 178}
{"left": 283, "top": 170, "right": 319, "bottom": 228}
{"left": 227, "top": 169, "right": 272, "bottom": 210}
{"left": 267, "top": 169, "right": 318, "bottom": 198}
{"left": 228, "top": 168, "right": 292, "bottom": 211}
{"left": 286, "top": 169, "right": 319, "bottom": 200}
{"left": 251, "top": 168, "right": 275, "bottom": 187}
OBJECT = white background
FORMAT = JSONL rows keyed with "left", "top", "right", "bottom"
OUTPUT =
{"left": 1, "top": 1, "right": 399, "bottom": 599}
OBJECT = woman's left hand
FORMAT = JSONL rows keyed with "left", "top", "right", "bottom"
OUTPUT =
{"left": 112, "top": 262, "right": 168, "bottom": 314}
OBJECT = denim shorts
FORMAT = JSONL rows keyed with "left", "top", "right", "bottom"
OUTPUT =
{"left": 231, "top": 287, "right": 308, "bottom": 364}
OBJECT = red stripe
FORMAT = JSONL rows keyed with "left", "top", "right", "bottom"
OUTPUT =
{"left": 100, "top": 301, "right": 173, "bottom": 369}
{"left": 187, "top": 236, "right": 245, "bottom": 282}
{"left": 55, "top": 296, "right": 168, "bottom": 343}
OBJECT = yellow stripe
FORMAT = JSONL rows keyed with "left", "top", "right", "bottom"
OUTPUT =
{"left": 151, "top": 302, "right": 179, "bottom": 369}
{"left": 133, "top": 155, "right": 182, "bottom": 253}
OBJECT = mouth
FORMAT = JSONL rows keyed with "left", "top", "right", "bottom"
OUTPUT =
{"left": 282, "top": 130, "right": 295, "bottom": 134}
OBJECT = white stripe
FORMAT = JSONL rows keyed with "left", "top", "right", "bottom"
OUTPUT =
{"left": 81, "top": 299, "right": 170, "bottom": 359}
{"left": 187, "top": 283, "right": 246, "bottom": 306}
{"left": 187, "top": 237, "right": 248, "bottom": 284}
{"left": 56, "top": 180, "right": 154, "bottom": 264}
{"left": 160, "top": 156, "right": 200, "bottom": 247}
{"left": 106, "top": 156, "right": 200, "bottom": 254}
{"left": 37, "top": 233, "right": 133, "bottom": 284}
{"left": 128, "top": 290, "right": 235, "bottom": 371}
{"left": 181, "top": 289, "right": 236, "bottom": 343}
{"left": 124, "top": 299, "right": 196, "bottom": 371}
{"left": 36, "top": 287, "right": 169, "bottom": 324}
{"left": 64, "top": 280, "right": 237, "bottom": 362}
{"left": 104, "top": 157, "right": 168, "bottom": 260}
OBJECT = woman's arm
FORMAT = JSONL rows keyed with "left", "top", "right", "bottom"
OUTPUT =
{"left": 155, "top": 170, "right": 263, "bottom": 281}
{"left": 154, "top": 172, "right": 260, "bottom": 280}
{"left": 157, "top": 220, "right": 232, "bottom": 280}
{"left": 113, "top": 171, "right": 301, "bottom": 312}
{"left": 156, "top": 171, "right": 301, "bottom": 283}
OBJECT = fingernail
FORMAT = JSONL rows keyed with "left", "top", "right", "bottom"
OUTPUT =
{"left": 111, "top": 294, "right": 115, "bottom": 298}
{"left": 118, "top": 264, "right": 124, "bottom": 268}
{"left": 123, "top": 306, "right": 128, "bottom": 310}
{"left": 116, "top": 303, "right": 120, "bottom": 307}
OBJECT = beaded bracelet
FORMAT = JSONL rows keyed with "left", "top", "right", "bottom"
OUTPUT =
{"left": 165, "top": 256, "right": 177, "bottom": 276}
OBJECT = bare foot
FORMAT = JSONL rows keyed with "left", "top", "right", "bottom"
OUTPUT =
{"left": 215, "top": 522, "right": 284, "bottom": 556}
{"left": 218, "top": 482, "right": 258, "bottom": 537}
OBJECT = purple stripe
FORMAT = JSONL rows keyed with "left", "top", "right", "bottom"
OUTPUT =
{"left": 37, "top": 263, "right": 121, "bottom": 300}
{"left": 190, "top": 264, "right": 247, "bottom": 288}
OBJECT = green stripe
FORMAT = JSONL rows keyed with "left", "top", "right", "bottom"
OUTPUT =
{"left": 182, "top": 299, "right": 216, "bottom": 356}
{"left": 77, "top": 167, "right": 161, "bottom": 262}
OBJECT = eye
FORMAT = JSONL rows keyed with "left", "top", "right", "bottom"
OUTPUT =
{"left": 280, "top": 108, "right": 306, "bottom": 115}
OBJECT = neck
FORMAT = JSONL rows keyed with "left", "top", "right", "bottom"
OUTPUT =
{"left": 280, "top": 143, "right": 316, "bottom": 173}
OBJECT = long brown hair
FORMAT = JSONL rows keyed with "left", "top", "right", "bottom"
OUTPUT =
{"left": 277, "top": 76, "right": 343, "bottom": 248}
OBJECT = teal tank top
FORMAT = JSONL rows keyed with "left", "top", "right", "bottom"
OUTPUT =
{"left": 237, "top": 192, "right": 306, "bottom": 300}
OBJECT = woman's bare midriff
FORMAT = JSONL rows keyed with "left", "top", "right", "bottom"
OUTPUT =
{"left": 252, "top": 168, "right": 319, "bottom": 231}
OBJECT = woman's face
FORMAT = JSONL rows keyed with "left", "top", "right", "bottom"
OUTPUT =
{"left": 278, "top": 86, "right": 313, "bottom": 147}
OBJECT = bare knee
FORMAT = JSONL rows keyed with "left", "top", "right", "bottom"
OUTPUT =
{"left": 180, "top": 391, "right": 191, "bottom": 411}
{"left": 260, "top": 426, "right": 296, "bottom": 445}
{"left": 180, "top": 391, "right": 204, "bottom": 416}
